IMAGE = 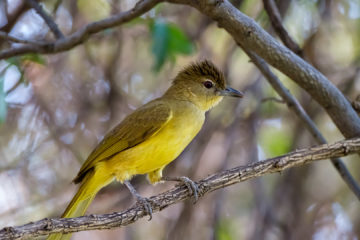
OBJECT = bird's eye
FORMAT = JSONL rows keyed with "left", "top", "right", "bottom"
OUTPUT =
{"left": 203, "top": 81, "right": 213, "bottom": 89}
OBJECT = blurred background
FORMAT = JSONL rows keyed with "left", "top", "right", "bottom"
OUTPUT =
{"left": 0, "top": 0, "right": 360, "bottom": 239}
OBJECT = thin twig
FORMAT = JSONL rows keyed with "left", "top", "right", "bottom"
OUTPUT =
{"left": 0, "top": 137, "right": 359, "bottom": 240}
{"left": 0, "top": 31, "right": 47, "bottom": 45}
{"left": 0, "top": 1, "right": 30, "bottom": 33}
{"left": 2, "top": 0, "right": 359, "bottom": 143}
{"left": 256, "top": 0, "right": 360, "bottom": 200}
{"left": 52, "top": 0, "right": 63, "bottom": 14}
{"left": 261, "top": 97, "right": 285, "bottom": 103}
{"left": 25, "top": 0, "right": 64, "bottom": 39}
{"left": 262, "top": 0, "right": 302, "bottom": 56}
{"left": 168, "top": 0, "right": 360, "bottom": 138}
{"left": 245, "top": 49, "right": 360, "bottom": 200}
{"left": 0, "top": 0, "right": 163, "bottom": 60}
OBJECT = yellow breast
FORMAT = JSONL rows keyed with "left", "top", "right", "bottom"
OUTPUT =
{"left": 108, "top": 101, "right": 205, "bottom": 181}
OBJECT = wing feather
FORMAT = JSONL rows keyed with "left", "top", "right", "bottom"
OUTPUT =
{"left": 73, "top": 101, "right": 172, "bottom": 183}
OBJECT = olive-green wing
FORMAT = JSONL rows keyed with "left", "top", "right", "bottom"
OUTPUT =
{"left": 73, "top": 101, "right": 172, "bottom": 183}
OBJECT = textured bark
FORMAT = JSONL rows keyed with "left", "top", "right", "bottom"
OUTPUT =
{"left": 2, "top": 0, "right": 359, "bottom": 139}
{"left": 245, "top": 50, "right": 360, "bottom": 199}
{"left": 1, "top": 137, "right": 359, "bottom": 240}
{"left": 25, "top": 0, "right": 64, "bottom": 39}
{"left": 168, "top": 0, "right": 360, "bottom": 139}
{"left": 262, "top": 0, "right": 302, "bottom": 56}
{"left": 0, "top": 0, "right": 162, "bottom": 59}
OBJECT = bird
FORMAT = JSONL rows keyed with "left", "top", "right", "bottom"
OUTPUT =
{"left": 47, "top": 60, "right": 243, "bottom": 240}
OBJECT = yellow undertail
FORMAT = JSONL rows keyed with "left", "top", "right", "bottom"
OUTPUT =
{"left": 47, "top": 166, "right": 113, "bottom": 240}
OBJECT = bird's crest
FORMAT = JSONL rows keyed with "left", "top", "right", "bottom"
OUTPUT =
{"left": 175, "top": 60, "right": 226, "bottom": 89}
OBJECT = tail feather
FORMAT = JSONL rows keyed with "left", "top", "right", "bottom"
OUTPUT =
{"left": 47, "top": 167, "right": 113, "bottom": 240}
{"left": 47, "top": 196, "right": 95, "bottom": 240}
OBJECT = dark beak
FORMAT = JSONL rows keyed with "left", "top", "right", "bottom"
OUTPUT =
{"left": 219, "top": 87, "right": 244, "bottom": 98}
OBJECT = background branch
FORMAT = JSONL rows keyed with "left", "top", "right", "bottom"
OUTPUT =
{"left": 168, "top": 0, "right": 360, "bottom": 139}
{"left": 245, "top": 50, "right": 360, "bottom": 199}
{"left": 2, "top": 0, "right": 357, "bottom": 142}
{"left": 0, "top": 0, "right": 163, "bottom": 59}
{"left": 262, "top": 0, "right": 302, "bottom": 56}
{"left": 0, "top": 31, "right": 47, "bottom": 45}
{"left": 1, "top": 1, "right": 359, "bottom": 239}
{"left": 1, "top": 137, "right": 359, "bottom": 240}
{"left": 25, "top": 0, "right": 64, "bottom": 39}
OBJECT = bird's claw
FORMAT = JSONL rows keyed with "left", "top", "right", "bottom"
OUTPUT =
{"left": 124, "top": 180, "right": 154, "bottom": 221}
{"left": 178, "top": 176, "right": 199, "bottom": 203}
{"left": 135, "top": 196, "right": 154, "bottom": 221}
{"left": 162, "top": 176, "right": 199, "bottom": 203}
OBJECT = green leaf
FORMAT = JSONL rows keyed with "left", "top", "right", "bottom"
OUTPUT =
{"left": 20, "top": 53, "right": 46, "bottom": 65}
{"left": 6, "top": 53, "right": 46, "bottom": 67}
{"left": 151, "top": 19, "right": 169, "bottom": 71}
{"left": 5, "top": 56, "right": 21, "bottom": 67}
{"left": 0, "top": 75, "right": 7, "bottom": 125}
{"left": 168, "top": 23, "right": 194, "bottom": 55}
{"left": 150, "top": 19, "right": 194, "bottom": 71}
{"left": 4, "top": 54, "right": 45, "bottom": 88}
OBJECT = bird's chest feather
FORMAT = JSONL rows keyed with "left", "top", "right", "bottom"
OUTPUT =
{"left": 116, "top": 105, "right": 204, "bottom": 174}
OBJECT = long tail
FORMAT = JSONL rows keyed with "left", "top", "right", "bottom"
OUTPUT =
{"left": 47, "top": 168, "right": 113, "bottom": 240}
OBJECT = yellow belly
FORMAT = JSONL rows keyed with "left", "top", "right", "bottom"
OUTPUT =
{"left": 106, "top": 106, "right": 204, "bottom": 182}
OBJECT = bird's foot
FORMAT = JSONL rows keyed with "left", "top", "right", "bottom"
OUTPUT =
{"left": 134, "top": 195, "right": 154, "bottom": 221}
{"left": 162, "top": 176, "right": 199, "bottom": 203}
{"left": 124, "top": 180, "right": 154, "bottom": 220}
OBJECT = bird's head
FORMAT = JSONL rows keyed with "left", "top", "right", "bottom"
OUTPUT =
{"left": 166, "top": 60, "right": 243, "bottom": 111}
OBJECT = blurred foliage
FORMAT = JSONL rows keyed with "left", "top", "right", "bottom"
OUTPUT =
{"left": 150, "top": 19, "right": 194, "bottom": 71}
{"left": 5, "top": 53, "right": 46, "bottom": 85}
{"left": 0, "top": 0, "right": 360, "bottom": 239}
{"left": 77, "top": 0, "right": 111, "bottom": 21}
{"left": 6, "top": 53, "right": 46, "bottom": 67}
{"left": 215, "top": 220, "right": 233, "bottom": 240}
{"left": 258, "top": 122, "right": 293, "bottom": 157}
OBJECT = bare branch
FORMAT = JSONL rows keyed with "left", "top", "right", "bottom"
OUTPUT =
{"left": 52, "top": 0, "right": 63, "bottom": 15}
{"left": 262, "top": 0, "right": 302, "bottom": 56}
{"left": 261, "top": 97, "right": 285, "bottom": 104}
{"left": 0, "top": 2, "right": 30, "bottom": 33}
{"left": 5, "top": 0, "right": 358, "bottom": 146}
{"left": 244, "top": 6, "right": 359, "bottom": 202}
{"left": 167, "top": 0, "right": 360, "bottom": 140}
{"left": 0, "top": 31, "right": 47, "bottom": 45}
{"left": 245, "top": 50, "right": 360, "bottom": 199}
{"left": 1, "top": 137, "right": 360, "bottom": 240}
{"left": 0, "top": 0, "right": 163, "bottom": 60}
{"left": 25, "top": 0, "right": 64, "bottom": 39}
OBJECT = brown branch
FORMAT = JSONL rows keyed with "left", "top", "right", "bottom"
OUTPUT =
{"left": 0, "top": 0, "right": 163, "bottom": 59}
{"left": 1, "top": 137, "right": 360, "bottom": 240}
{"left": 167, "top": 0, "right": 360, "bottom": 140}
{"left": 233, "top": 0, "right": 360, "bottom": 199}
{"left": 0, "top": 1, "right": 30, "bottom": 33}
{"left": 261, "top": 97, "right": 285, "bottom": 104}
{"left": 3, "top": 0, "right": 358, "bottom": 141}
{"left": 262, "top": 0, "right": 303, "bottom": 56}
{"left": 2, "top": 0, "right": 359, "bottom": 142}
{"left": 25, "top": 0, "right": 64, "bottom": 39}
{"left": 245, "top": 50, "right": 360, "bottom": 199}
{"left": 0, "top": 31, "right": 48, "bottom": 45}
